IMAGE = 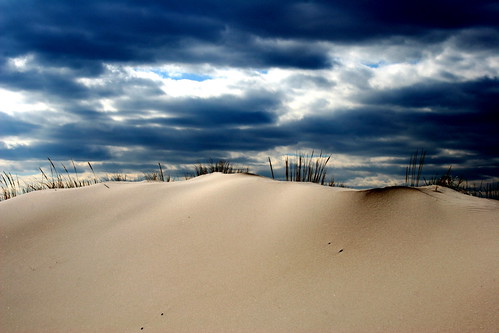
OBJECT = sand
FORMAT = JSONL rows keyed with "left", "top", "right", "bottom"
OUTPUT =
{"left": 1, "top": 172, "right": 498, "bottom": 332}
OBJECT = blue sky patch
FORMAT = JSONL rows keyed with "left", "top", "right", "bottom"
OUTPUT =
{"left": 149, "top": 70, "right": 212, "bottom": 81}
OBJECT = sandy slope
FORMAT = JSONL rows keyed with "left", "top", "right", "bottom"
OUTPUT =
{"left": 1, "top": 173, "right": 498, "bottom": 332}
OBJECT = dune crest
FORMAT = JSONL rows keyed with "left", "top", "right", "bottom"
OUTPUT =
{"left": 1, "top": 173, "right": 498, "bottom": 332}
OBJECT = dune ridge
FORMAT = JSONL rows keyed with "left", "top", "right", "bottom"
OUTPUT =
{"left": 1, "top": 173, "right": 498, "bottom": 332}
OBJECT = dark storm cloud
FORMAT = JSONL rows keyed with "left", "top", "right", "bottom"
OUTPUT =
{"left": 100, "top": 87, "right": 280, "bottom": 128}
{"left": 280, "top": 76, "right": 498, "bottom": 178}
{"left": 222, "top": 0, "right": 499, "bottom": 42}
{"left": 1, "top": 89, "right": 282, "bottom": 164}
{"left": 0, "top": 0, "right": 329, "bottom": 70}
{"left": 292, "top": 105, "right": 498, "bottom": 158}
{"left": 28, "top": 122, "right": 279, "bottom": 161}
{"left": 0, "top": 113, "right": 38, "bottom": 136}
{"left": 449, "top": 28, "right": 499, "bottom": 52}
{"left": 0, "top": 64, "right": 90, "bottom": 99}
{"left": 26, "top": 78, "right": 497, "bottom": 161}
{"left": 363, "top": 78, "right": 499, "bottom": 113}
{"left": 147, "top": 95, "right": 278, "bottom": 127}
{"left": 2, "top": 0, "right": 497, "bottom": 72}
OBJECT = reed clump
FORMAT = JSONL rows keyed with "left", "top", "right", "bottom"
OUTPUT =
{"left": 424, "top": 167, "right": 499, "bottom": 200}
{"left": 1, "top": 172, "right": 21, "bottom": 201}
{"left": 105, "top": 174, "right": 129, "bottom": 182}
{"left": 1, "top": 159, "right": 99, "bottom": 201}
{"left": 424, "top": 166, "right": 465, "bottom": 189}
{"left": 39, "top": 158, "right": 99, "bottom": 189}
{"left": 405, "top": 149, "right": 426, "bottom": 187}
{"left": 468, "top": 181, "right": 499, "bottom": 200}
{"left": 268, "top": 151, "right": 336, "bottom": 186}
{"left": 194, "top": 159, "right": 248, "bottom": 176}
{"left": 403, "top": 149, "right": 498, "bottom": 200}
{"left": 144, "top": 163, "right": 171, "bottom": 181}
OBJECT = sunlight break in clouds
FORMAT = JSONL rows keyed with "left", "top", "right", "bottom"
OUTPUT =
{"left": 0, "top": 88, "right": 53, "bottom": 116}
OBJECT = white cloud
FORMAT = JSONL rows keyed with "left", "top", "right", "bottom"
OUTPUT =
{"left": 7, "top": 54, "right": 35, "bottom": 72}
{"left": 349, "top": 175, "right": 401, "bottom": 188}
{"left": 332, "top": 32, "right": 499, "bottom": 91}
{"left": 129, "top": 65, "right": 257, "bottom": 98}
{"left": 418, "top": 46, "right": 499, "bottom": 81}
{"left": 1, "top": 136, "right": 38, "bottom": 149}
{"left": 0, "top": 88, "right": 53, "bottom": 116}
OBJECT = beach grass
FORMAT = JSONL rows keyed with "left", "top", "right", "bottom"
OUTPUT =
{"left": 193, "top": 159, "right": 249, "bottom": 176}
{"left": 39, "top": 158, "right": 98, "bottom": 189}
{"left": 1, "top": 153, "right": 497, "bottom": 201}
{"left": 405, "top": 149, "right": 426, "bottom": 187}
{"left": 403, "top": 149, "right": 499, "bottom": 200}
{"left": 423, "top": 167, "right": 499, "bottom": 200}
{"left": 144, "top": 163, "right": 171, "bottom": 182}
{"left": 268, "top": 151, "right": 336, "bottom": 186}
{"left": 1, "top": 159, "right": 99, "bottom": 201}
{"left": 1, "top": 172, "right": 21, "bottom": 201}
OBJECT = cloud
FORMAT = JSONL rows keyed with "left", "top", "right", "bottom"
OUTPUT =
{"left": 0, "top": 64, "right": 90, "bottom": 100}
{"left": 146, "top": 95, "right": 278, "bottom": 128}
{"left": 0, "top": 112, "right": 38, "bottom": 136}
{"left": 228, "top": 0, "right": 499, "bottom": 42}
{"left": 362, "top": 78, "right": 499, "bottom": 112}
{"left": 0, "top": 0, "right": 333, "bottom": 70}
{"left": 0, "top": 0, "right": 498, "bottom": 187}
{"left": 3, "top": 0, "right": 497, "bottom": 71}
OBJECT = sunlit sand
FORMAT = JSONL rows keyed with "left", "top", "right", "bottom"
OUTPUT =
{"left": 1, "top": 173, "right": 498, "bottom": 332}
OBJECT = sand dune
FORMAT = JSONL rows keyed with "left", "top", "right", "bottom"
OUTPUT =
{"left": 1, "top": 173, "right": 498, "bottom": 332}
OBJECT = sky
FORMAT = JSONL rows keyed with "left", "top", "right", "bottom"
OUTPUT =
{"left": 1, "top": 0, "right": 498, "bottom": 187}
